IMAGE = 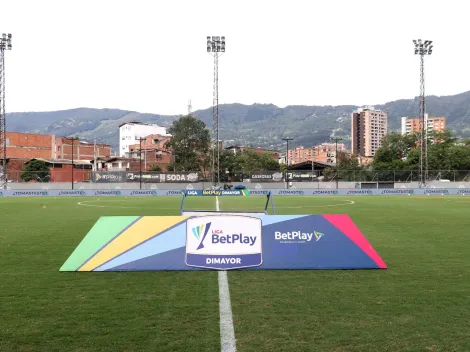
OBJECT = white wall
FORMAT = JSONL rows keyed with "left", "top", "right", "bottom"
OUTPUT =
{"left": 119, "top": 124, "right": 168, "bottom": 156}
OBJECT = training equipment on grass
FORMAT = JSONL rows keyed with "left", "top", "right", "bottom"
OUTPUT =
{"left": 61, "top": 190, "right": 386, "bottom": 271}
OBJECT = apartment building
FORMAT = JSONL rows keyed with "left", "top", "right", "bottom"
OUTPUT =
{"left": 401, "top": 115, "right": 446, "bottom": 139}
{"left": 351, "top": 107, "right": 388, "bottom": 157}
{"left": 119, "top": 122, "right": 170, "bottom": 156}
{"left": 286, "top": 143, "right": 346, "bottom": 165}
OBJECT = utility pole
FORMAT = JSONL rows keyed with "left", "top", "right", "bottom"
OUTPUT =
{"left": 282, "top": 138, "right": 293, "bottom": 189}
{"left": 0, "top": 33, "right": 12, "bottom": 189}
{"left": 331, "top": 137, "right": 343, "bottom": 189}
{"left": 413, "top": 39, "right": 433, "bottom": 188}
{"left": 138, "top": 137, "right": 145, "bottom": 190}
{"left": 67, "top": 137, "right": 79, "bottom": 189}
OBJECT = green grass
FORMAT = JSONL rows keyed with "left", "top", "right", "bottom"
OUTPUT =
{"left": 1, "top": 195, "right": 470, "bottom": 351}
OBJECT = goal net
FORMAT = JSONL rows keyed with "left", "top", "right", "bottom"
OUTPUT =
{"left": 180, "top": 189, "right": 275, "bottom": 216}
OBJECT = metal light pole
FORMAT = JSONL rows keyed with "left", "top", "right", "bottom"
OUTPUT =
{"left": 413, "top": 39, "right": 433, "bottom": 188}
{"left": 331, "top": 137, "right": 343, "bottom": 189}
{"left": 282, "top": 138, "right": 293, "bottom": 189}
{"left": 207, "top": 36, "right": 225, "bottom": 188}
{"left": 0, "top": 33, "right": 12, "bottom": 189}
{"left": 138, "top": 137, "right": 145, "bottom": 190}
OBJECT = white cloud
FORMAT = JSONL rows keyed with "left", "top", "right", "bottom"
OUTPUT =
{"left": 2, "top": 0, "right": 469, "bottom": 115}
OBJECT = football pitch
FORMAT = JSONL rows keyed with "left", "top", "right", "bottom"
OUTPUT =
{"left": 1, "top": 195, "right": 470, "bottom": 352}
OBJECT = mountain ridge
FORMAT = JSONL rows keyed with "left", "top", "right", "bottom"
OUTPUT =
{"left": 6, "top": 90, "right": 470, "bottom": 153}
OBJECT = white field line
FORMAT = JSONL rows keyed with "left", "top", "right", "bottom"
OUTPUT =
{"left": 77, "top": 199, "right": 355, "bottom": 210}
{"left": 216, "top": 196, "right": 237, "bottom": 352}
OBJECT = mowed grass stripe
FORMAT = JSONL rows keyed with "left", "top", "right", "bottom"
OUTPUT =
{"left": 228, "top": 196, "right": 470, "bottom": 352}
{"left": 0, "top": 197, "right": 220, "bottom": 352}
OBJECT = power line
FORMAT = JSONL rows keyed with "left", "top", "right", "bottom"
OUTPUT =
{"left": 0, "top": 33, "right": 12, "bottom": 189}
{"left": 207, "top": 36, "right": 225, "bottom": 188}
{"left": 413, "top": 39, "right": 433, "bottom": 188}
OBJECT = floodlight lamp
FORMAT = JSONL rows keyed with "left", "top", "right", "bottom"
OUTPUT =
{"left": 7, "top": 33, "right": 11, "bottom": 39}
{"left": 413, "top": 40, "right": 417, "bottom": 44}
{"left": 428, "top": 48, "right": 433, "bottom": 54}
{"left": 414, "top": 49, "right": 419, "bottom": 54}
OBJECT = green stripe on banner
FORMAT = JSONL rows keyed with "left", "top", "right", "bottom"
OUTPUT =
{"left": 60, "top": 216, "right": 140, "bottom": 271}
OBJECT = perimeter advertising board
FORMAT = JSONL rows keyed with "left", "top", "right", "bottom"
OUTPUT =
{"left": 60, "top": 214, "right": 387, "bottom": 272}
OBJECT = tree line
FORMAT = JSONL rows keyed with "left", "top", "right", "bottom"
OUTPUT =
{"left": 164, "top": 115, "right": 281, "bottom": 179}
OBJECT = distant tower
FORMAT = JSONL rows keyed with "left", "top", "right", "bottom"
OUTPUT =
{"left": 188, "top": 99, "right": 192, "bottom": 116}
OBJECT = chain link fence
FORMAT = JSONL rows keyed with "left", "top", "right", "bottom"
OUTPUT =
{"left": 6, "top": 169, "right": 470, "bottom": 183}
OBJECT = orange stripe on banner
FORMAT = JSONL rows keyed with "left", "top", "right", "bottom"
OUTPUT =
{"left": 78, "top": 216, "right": 188, "bottom": 271}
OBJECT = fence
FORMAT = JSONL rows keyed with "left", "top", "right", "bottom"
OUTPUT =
{"left": 7, "top": 169, "right": 470, "bottom": 184}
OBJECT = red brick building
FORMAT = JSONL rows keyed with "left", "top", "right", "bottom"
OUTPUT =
{"left": 17, "top": 158, "right": 92, "bottom": 183}
{"left": 127, "top": 134, "right": 173, "bottom": 171}
{"left": 5, "top": 132, "right": 111, "bottom": 160}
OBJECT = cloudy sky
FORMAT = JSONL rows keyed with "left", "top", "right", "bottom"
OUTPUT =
{"left": 2, "top": 0, "right": 469, "bottom": 115}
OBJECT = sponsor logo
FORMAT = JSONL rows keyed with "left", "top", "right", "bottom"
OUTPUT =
{"left": 250, "top": 190, "right": 270, "bottom": 195}
{"left": 192, "top": 222, "right": 212, "bottom": 250}
{"left": 274, "top": 230, "right": 324, "bottom": 243}
{"left": 12, "top": 191, "right": 48, "bottom": 196}
{"left": 165, "top": 173, "right": 199, "bottom": 182}
{"left": 381, "top": 189, "right": 414, "bottom": 195}
{"left": 127, "top": 173, "right": 160, "bottom": 182}
{"left": 457, "top": 189, "right": 470, "bottom": 195}
{"left": 186, "top": 190, "right": 199, "bottom": 196}
{"left": 312, "top": 190, "right": 338, "bottom": 195}
{"left": 95, "top": 173, "right": 121, "bottom": 182}
{"left": 129, "top": 190, "right": 157, "bottom": 196}
{"left": 278, "top": 190, "right": 305, "bottom": 195}
{"left": 185, "top": 216, "right": 262, "bottom": 270}
{"left": 58, "top": 190, "right": 86, "bottom": 196}
{"left": 201, "top": 190, "right": 249, "bottom": 196}
{"left": 424, "top": 189, "right": 449, "bottom": 194}
{"left": 93, "top": 190, "right": 122, "bottom": 196}
{"left": 250, "top": 172, "right": 283, "bottom": 182}
{"left": 346, "top": 190, "right": 373, "bottom": 195}
{"left": 166, "top": 190, "right": 183, "bottom": 196}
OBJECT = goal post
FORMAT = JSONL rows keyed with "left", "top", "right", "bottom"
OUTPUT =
{"left": 180, "top": 189, "right": 275, "bottom": 216}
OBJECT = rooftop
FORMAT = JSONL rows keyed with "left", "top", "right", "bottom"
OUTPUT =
{"left": 27, "top": 158, "right": 92, "bottom": 165}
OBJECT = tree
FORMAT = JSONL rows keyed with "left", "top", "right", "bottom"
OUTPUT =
{"left": 21, "top": 160, "right": 50, "bottom": 182}
{"left": 164, "top": 115, "right": 211, "bottom": 172}
{"left": 336, "top": 151, "right": 363, "bottom": 181}
{"left": 149, "top": 164, "right": 162, "bottom": 172}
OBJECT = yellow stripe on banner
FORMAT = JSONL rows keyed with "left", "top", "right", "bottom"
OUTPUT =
{"left": 79, "top": 216, "right": 188, "bottom": 271}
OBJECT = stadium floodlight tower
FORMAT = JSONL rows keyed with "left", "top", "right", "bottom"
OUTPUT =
{"left": 207, "top": 36, "right": 225, "bottom": 188}
{"left": 413, "top": 39, "right": 433, "bottom": 188}
{"left": 0, "top": 33, "right": 12, "bottom": 189}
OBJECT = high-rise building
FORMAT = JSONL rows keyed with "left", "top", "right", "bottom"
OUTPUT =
{"left": 286, "top": 143, "right": 346, "bottom": 165}
{"left": 119, "top": 122, "right": 170, "bottom": 157}
{"left": 351, "top": 107, "right": 388, "bottom": 157}
{"left": 401, "top": 115, "right": 446, "bottom": 139}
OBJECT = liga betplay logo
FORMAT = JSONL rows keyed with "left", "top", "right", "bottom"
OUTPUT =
{"left": 185, "top": 216, "right": 262, "bottom": 270}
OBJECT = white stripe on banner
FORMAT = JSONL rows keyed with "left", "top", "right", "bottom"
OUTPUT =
{"left": 216, "top": 196, "right": 237, "bottom": 352}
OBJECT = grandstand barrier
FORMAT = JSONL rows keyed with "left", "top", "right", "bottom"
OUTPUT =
{"left": 60, "top": 190, "right": 387, "bottom": 271}
{"left": 2, "top": 188, "right": 470, "bottom": 197}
